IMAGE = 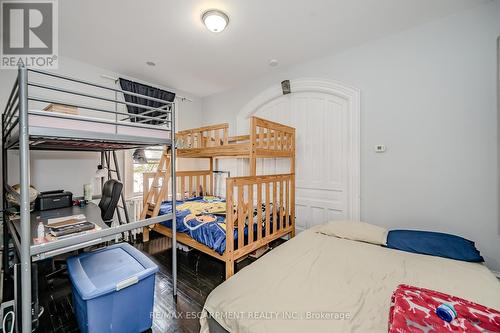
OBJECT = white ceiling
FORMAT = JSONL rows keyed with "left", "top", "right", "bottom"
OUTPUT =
{"left": 59, "top": 0, "right": 487, "bottom": 97}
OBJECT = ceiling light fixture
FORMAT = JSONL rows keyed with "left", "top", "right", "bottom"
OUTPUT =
{"left": 202, "top": 10, "right": 229, "bottom": 33}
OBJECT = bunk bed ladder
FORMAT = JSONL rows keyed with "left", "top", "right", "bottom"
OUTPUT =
{"left": 140, "top": 148, "right": 171, "bottom": 220}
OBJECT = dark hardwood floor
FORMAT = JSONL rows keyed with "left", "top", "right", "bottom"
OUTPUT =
{"left": 36, "top": 236, "right": 282, "bottom": 333}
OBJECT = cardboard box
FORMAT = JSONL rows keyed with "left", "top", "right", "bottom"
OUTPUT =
{"left": 43, "top": 103, "right": 79, "bottom": 115}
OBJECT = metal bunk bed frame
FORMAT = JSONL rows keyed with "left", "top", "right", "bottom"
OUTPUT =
{"left": 1, "top": 65, "right": 178, "bottom": 333}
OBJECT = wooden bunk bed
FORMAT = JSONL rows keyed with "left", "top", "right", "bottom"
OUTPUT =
{"left": 141, "top": 116, "right": 295, "bottom": 279}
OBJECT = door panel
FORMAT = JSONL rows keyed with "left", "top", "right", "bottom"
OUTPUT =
{"left": 251, "top": 91, "right": 351, "bottom": 231}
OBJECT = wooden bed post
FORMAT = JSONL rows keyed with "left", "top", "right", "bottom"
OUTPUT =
{"left": 143, "top": 227, "right": 150, "bottom": 242}
{"left": 225, "top": 178, "right": 235, "bottom": 278}
{"left": 209, "top": 157, "right": 214, "bottom": 195}
{"left": 249, "top": 117, "right": 257, "bottom": 176}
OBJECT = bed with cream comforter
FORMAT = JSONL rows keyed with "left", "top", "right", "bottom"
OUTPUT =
{"left": 200, "top": 226, "right": 500, "bottom": 333}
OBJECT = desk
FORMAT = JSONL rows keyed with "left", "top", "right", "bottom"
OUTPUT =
{"left": 6, "top": 203, "right": 114, "bottom": 261}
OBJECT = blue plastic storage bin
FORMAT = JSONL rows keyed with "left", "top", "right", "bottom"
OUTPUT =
{"left": 67, "top": 243, "right": 158, "bottom": 333}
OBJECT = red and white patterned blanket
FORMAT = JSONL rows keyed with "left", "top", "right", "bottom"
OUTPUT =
{"left": 388, "top": 284, "right": 500, "bottom": 332}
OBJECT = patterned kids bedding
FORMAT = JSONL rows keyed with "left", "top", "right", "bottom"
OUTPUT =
{"left": 389, "top": 284, "right": 500, "bottom": 332}
{"left": 158, "top": 196, "right": 279, "bottom": 255}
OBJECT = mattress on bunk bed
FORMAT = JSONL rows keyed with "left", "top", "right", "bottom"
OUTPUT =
{"left": 158, "top": 196, "right": 281, "bottom": 255}
{"left": 200, "top": 225, "right": 500, "bottom": 333}
{"left": 27, "top": 110, "right": 169, "bottom": 138}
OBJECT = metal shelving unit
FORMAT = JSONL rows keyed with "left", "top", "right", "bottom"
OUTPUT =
{"left": 1, "top": 65, "right": 177, "bottom": 333}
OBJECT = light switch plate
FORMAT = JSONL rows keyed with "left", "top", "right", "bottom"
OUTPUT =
{"left": 375, "top": 145, "right": 386, "bottom": 153}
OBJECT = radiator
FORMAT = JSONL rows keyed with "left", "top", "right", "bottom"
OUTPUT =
{"left": 125, "top": 196, "right": 143, "bottom": 239}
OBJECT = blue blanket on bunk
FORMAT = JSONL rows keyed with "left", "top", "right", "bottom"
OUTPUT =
{"left": 159, "top": 196, "right": 245, "bottom": 255}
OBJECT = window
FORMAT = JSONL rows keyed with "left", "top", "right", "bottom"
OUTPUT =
{"left": 132, "top": 148, "right": 163, "bottom": 195}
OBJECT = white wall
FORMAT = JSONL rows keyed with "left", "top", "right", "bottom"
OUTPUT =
{"left": 0, "top": 56, "right": 203, "bottom": 197}
{"left": 202, "top": 2, "right": 500, "bottom": 270}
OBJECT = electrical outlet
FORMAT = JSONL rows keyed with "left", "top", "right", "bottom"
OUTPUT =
{"left": 375, "top": 145, "right": 386, "bottom": 153}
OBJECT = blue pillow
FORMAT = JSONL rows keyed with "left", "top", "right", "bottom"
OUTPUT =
{"left": 386, "top": 230, "right": 484, "bottom": 262}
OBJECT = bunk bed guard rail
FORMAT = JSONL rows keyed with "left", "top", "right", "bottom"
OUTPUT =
{"left": 2, "top": 67, "right": 174, "bottom": 149}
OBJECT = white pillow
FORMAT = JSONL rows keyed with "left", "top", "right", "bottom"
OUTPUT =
{"left": 317, "top": 220, "right": 387, "bottom": 245}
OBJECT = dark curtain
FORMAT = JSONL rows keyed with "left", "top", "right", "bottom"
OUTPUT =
{"left": 119, "top": 78, "right": 176, "bottom": 125}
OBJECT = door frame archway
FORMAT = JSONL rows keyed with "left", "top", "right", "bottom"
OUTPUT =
{"left": 237, "top": 78, "right": 361, "bottom": 221}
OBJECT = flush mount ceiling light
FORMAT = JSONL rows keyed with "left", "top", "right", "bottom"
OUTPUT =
{"left": 202, "top": 10, "right": 229, "bottom": 33}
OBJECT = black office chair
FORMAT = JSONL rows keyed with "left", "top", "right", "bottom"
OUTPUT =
{"left": 45, "top": 180, "right": 124, "bottom": 285}
{"left": 99, "top": 179, "right": 123, "bottom": 227}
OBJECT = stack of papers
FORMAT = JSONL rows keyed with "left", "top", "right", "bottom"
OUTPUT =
{"left": 46, "top": 214, "right": 96, "bottom": 238}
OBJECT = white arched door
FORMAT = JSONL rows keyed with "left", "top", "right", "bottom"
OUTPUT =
{"left": 237, "top": 79, "right": 360, "bottom": 232}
